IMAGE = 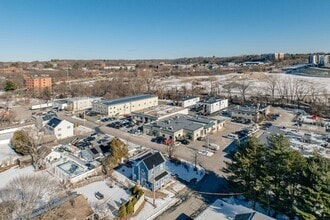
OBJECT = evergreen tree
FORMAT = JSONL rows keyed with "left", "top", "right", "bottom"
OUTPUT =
{"left": 4, "top": 80, "right": 17, "bottom": 92}
{"left": 224, "top": 136, "right": 266, "bottom": 208}
{"left": 118, "top": 203, "right": 127, "bottom": 219}
{"left": 295, "top": 154, "right": 330, "bottom": 219}
{"left": 265, "top": 134, "right": 307, "bottom": 217}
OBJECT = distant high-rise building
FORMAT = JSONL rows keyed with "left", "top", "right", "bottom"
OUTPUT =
{"left": 274, "top": 53, "right": 285, "bottom": 60}
{"left": 25, "top": 75, "right": 52, "bottom": 94}
{"left": 309, "top": 54, "right": 320, "bottom": 65}
{"left": 309, "top": 54, "right": 330, "bottom": 67}
{"left": 324, "top": 55, "right": 330, "bottom": 67}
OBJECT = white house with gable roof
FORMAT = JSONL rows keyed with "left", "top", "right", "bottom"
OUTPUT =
{"left": 44, "top": 117, "right": 74, "bottom": 139}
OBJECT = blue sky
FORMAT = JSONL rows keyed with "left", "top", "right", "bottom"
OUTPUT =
{"left": 0, "top": 0, "right": 330, "bottom": 61}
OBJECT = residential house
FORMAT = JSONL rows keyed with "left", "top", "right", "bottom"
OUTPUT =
{"left": 132, "top": 151, "right": 170, "bottom": 190}
{"left": 33, "top": 112, "right": 57, "bottom": 129}
{"left": 44, "top": 117, "right": 74, "bottom": 139}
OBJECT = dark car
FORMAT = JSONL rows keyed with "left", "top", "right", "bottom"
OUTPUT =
{"left": 180, "top": 139, "right": 190, "bottom": 145}
{"left": 95, "top": 191, "right": 104, "bottom": 200}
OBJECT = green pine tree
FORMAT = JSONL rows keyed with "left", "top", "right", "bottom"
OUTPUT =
{"left": 265, "top": 134, "right": 307, "bottom": 218}
{"left": 224, "top": 136, "right": 266, "bottom": 209}
{"left": 4, "top": 80, "right": 17, "bottom": 92}
{"left": 295, "top": 154, "right": 330, "bottom": 219}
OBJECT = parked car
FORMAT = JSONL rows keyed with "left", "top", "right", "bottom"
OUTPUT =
{"left": 227, "top": 133, "right": 239, "bottom": 139}
{"left": 180, "top": 139, "right": 190, "bottom": 145}
{"left": 95, "top": 192, "right": 104, "bottom": 200}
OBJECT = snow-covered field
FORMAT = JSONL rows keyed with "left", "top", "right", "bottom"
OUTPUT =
{"left": 166, "top": 159, "right": 205, "bottom": 182}
{"left": 196, "top": 198, "right": 275, "bottom": 220}
{"left": 157, "top": 72, "right": 330, "bottom": 95}
{"left": 0, "top": 132, "right": 20, "bottom": 163}
{"left": 0, "top": 165, "right": 36, "bottom": 188}
{"left": 75, "top": 180, "right": 131, "bottom": 218}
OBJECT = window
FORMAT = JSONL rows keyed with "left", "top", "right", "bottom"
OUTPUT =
{"left": 58, "top": 128, "right": 61, "bottom": 131}
{"left": 67, "top": 126, "right": 71, "bottom": 129}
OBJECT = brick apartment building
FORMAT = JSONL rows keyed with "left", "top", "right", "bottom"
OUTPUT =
{"left": 25, "top": 75, "right": 52, "bottom": 93}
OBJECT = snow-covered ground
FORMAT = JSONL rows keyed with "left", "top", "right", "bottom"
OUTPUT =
{"left": 0, "top": 165, "right": 36, "bottom": 188}
{"left": 157, "top": 72, "right": 330, "bottom": 95}
{"left": 281, "top": 128, "right": 330, "bottom": 159}
{"left": 196, "top": 198, "right": 275, "bottom": 220}
{"left": 166, "top": 159, "right": 205, "bottom": 182}
{"left": 0, "top": 131, "right": 20, "bottom": 163}
{"left": 116, "top": 159, "right": 205, "bottom": 184}
{"left": 132, "top": 189, "right": 179, "bottom": 220}
{"left": 171, "top": 181, "right": 186, "bottom": 193}
{"left": 75, "top": 180, "right": 131, "bottom": 218}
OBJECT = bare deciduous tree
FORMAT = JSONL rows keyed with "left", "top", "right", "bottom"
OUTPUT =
{"left": 0, "top": 174, "right": 64, "bottom": 219}
{"left": 238, "top": 81, "right": 251, "bottom": 103}
{"left": 264, "top": 75, "right": 278, "bottom": 104}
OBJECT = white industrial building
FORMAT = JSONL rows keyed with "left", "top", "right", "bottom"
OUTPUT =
{"left": 44, "top": 117, "right": 74, "bottom": 139}
{"left": 197, "top": 98, "right": 228, "bottom": 115}
{"left": 92, "top": 94, "right": 158, "bottom": 116}
{"left": 67, "top": 97, "right": 102, "bottom": 112}
{"left": 175, "top": 96, "right": 200, "bottom": 108}
{"left": 132, "top": 105, "right": 189, "bottom": 123}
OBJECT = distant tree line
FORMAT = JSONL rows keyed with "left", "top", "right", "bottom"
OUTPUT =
{"left": 225, "top": 135, "right": 330, "bottom": 219}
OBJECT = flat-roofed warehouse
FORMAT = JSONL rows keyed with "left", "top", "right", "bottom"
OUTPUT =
{"left": 132, "top": 105, "right": 189, "bottom": 123}
{"left": 144, "top": 114, "right": 225, "bottom": 141}
{"left": 92, "top": 94, "right": 158, "bottom": 116}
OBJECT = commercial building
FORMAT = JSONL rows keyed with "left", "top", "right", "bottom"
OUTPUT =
{"left": 144, "top": 114, "right": 225, "bottom": 141}
{"left": 274, "top": 53, "right": 285, "bottom": 60}
{"left": 66, "top": 97, "right": 102, "bottom": 112}
{"left": 25, "top": 75, "right": 52, "bottom": 93}
{"left": 230, "top": 105, "right": 271, "bottom": 123}
{"left": 197, "top": 98, "right": 228, "bottom": 115}
{"left": 132, "top": 105, "right": 188, "bottom": 123}
{"left": 44, "top": 117, "right": 74, "bottom": 139}
{"left": 309, "top": 54, "right": 330, "bottom": 67}
{"left": 132, "top": 151, "right": 170, "bottom": 190}
{"left": 196, "top": 199, "right": 274, "bottom": 220}
{"left": 324, "top": 55, "right": 330, "bottom": 67}
{"left": 92, "top": 94, "right": 158, "bottom": 116}
{"left": 175, "top": 96, "right": 200, "bottom": 108}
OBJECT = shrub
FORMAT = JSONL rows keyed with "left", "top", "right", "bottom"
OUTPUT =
{"left": 131, "top": 185, "right": 139, "bottom": 195}
{"left": 137, "top": 189, "right": 144, "bottom": 198}
{"left": 131, "top": 197, "right": 137, "bottom": 206}
{"left": 118, "top": 203, "right": 127, "bottom": 218}
{"left": 126, "top": 200, "right": 134, "bottom": 215}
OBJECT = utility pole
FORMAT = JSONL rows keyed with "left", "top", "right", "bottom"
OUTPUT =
{"left": 194, "top": 151, "right": 198, "bottom": 169}
{"left": 153, "top": 164, "right": 156, "bottom": 207}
